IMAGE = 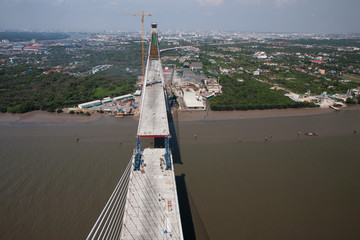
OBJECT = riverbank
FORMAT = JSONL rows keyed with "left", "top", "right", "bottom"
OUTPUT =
{"left": 1, "top": 105, "right": 359, "bottom": 124}
{"left": 0, "top": 110, "right": 103, "bottom": 124}
{"left": 176, "top": 105, "right": 360, "bottom": 122}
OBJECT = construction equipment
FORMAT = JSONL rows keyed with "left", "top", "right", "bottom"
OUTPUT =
{"left": 122, "top": 11, "right": 152, "bottom": 83}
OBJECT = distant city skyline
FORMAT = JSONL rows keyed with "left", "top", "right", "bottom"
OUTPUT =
{"left": 1, "top": 0, "right": 359, "bottom": 33}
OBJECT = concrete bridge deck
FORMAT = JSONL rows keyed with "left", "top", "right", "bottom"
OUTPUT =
{"left": 87, "top": 23, "right": 183, "bottom": 240}
{"left": 121, "top": 23, "right": 183, "bottom": 239}
{"left": 137, "top": 59, "right": 169, "bottom": 138}
{"left": 121, "top": 149, "right": 182, "bottom": 239}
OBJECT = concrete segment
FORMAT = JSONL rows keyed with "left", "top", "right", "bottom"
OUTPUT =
{"left": 121, "top": 149, "right": 182, "bottom": 239}
{"left": 137, "top": 59, "right": 170, "bottom": 137}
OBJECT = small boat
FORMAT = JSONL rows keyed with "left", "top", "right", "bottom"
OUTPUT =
{"left": 305, "top": 132, "right": 318, "bottom": 136}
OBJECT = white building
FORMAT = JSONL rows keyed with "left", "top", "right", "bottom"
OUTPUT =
{"left": 113, "top": 94, "right": 133, "bottom": 101}
{"left": 78, "top": 100, "right": 102, "bottom": 109}
{"left": 102, "top": 97, "right": 112, "bottom": 104}
{"left": 182, "top": 89, "right": 205, "bottom": 110}
{"left": 204, "top": 78, "right": 222, "bottom": 94}
{"left": 253, "top": 52, "right": 267, "bottom": 59}
{"left": 190, "top": 62, "right": 203, "bottom": 70}
{"left": 134, "top": 90, "right": 142, "bottom": 96}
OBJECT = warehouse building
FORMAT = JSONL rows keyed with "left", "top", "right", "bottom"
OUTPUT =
{"left": 182, "top": 88, "right": 205, "bottom": 110}
{"left": 78, "top": 100, "right": 102, "bottom": 109}
{"left": 113, "top": 94, "right": 133, "bottom": 102}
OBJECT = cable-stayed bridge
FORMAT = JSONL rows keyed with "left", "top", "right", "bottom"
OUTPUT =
{"left": 87, "top": 23, "right": 184, "bottom": 240}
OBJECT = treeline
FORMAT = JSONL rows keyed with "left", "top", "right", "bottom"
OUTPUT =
{"left": 289, "top": 39, "right": 360, "bottom": 48}
{"left": 271, "top": 72, "right": 359, "bottom": 95}
{"left": 0, "top": 32, "right": 70, "bottom": 42}
{"left": 0, "top": 66, "right": 136, "bottom": 113}
{"left": 47, "top": 44, "right": 143, "bottom": 73}
{"left": 210, "top": 75, "right": 317, "bottom": 111}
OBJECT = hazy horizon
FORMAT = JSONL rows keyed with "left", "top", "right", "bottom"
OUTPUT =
{"left": 1, "top": 0, "right": 359, "bottom": 34}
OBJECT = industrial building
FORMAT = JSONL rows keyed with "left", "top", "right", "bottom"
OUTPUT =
{"left": 253, "top": 51, "right": 267, "bottom": 59}
{"left": 182, "top": 88, "right": 205, "bottom": 110}
{"left": 78, "top": 100, "right": 102, "bottom": 109}
{"left": 204, "top": 78, "right": 222, "bottom": 94}
{"left": 190, "top": 62, "right": 203, "bottom": 70}
{"left": 77, "top": 94, "right": 134, "bottom": 110}
{"left": 113, "top": 94, "right": 133, "bottom": 102}
{"left": 102, "top": 97, "right": 112, "bottom": 104}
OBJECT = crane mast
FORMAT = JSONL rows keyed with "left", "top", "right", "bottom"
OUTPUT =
{"left": 121, "top": 11, "right": 152, "bottom": 83}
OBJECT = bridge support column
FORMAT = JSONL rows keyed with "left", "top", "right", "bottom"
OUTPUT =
{"left": 136, "top": 136, "right": 141, "bottom": 154}
{"left": 134, "top": 137, "right": 141, "bottom": 171}
{"left": 165, "top": 137, "right": 171, "bottom": 170}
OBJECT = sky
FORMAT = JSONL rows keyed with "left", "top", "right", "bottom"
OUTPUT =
{"left": 0, "top": 0, "right": 359, "bottom": 33}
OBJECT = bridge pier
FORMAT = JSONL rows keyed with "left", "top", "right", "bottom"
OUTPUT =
{"left": 165, "top": 137, "right": 171, "bottom": 170}
{"left": 136, "top": 136, "right": 141, "bottom": 153}
{"left": 134, "top": 137, "right": 141, "bottom": 171}
{"left": 135, "top": 136, "right": 171, "bottom": 170}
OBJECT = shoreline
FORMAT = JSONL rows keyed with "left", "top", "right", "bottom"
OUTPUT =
{"left": 175, "top": 105, "right": 360, "bottom": 122}
{"left": 0, "top": 110, "right": 104, "bottom": 125}
{"left": 1, "top": 106, "right": 359, "bottom": 125}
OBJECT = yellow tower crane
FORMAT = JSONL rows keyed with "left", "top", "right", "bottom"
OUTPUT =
{"left": 121, "top": 11, "right": 152, "bottom": 83}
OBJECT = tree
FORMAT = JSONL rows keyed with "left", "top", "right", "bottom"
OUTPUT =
{"left": 0, "top": 106, "right": 7, "bottom": 113}
{"left": 210, "top": 75, "right": 317, "bottom": 111}
{"left": 346, "top": 97, "right": 357, "bottom": 104}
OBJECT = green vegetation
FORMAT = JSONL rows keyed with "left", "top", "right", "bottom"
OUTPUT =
{"left": 346, "top": 97, "right": 357, "bottom": 104}
{"left": 2, "top": 34, "right": 359, "bottom": 114}
{"left": 0, "top": 41, "right": 143, "bottom": 113}
{"left": 47, "top": 43, "right": 142, "bottom": 71}
{"left": 210, "top": 75, "right": 316, "bottom": 111}
{"left": 0, "top": 65, "right": 136, "bottom": 113}
{"left": 197, "top": 38, "right": 360, "bottom": 96}
{"left": 286, "top": 39, "right": 360, "bottom": 48}
{"left": 269, "top": 72, "right": 359, "bottom": 95}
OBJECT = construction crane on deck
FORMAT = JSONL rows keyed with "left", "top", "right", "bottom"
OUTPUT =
{"left": 121, "top": 11, "right": 152, "bottom": 83}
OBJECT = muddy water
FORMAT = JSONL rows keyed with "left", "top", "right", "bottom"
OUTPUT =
{"left": 174, "top": 110, "right": 360, "bottom": 240}
{"left": 1, "top": 110, "right": 360, "bottom": 239}
{"left": 0, "top": 118, "right": 137, "bottom": 239}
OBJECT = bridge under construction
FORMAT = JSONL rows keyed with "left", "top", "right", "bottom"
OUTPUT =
{"left": 87, "top": 23, "right": 184, "bottom": 240}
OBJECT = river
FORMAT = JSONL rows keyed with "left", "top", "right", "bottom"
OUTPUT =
{"left": 1, "top": 109, "right": 360, "bottom": 239}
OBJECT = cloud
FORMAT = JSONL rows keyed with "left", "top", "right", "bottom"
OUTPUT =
{"left": 235, "top": 0, "right": 262, "bottom": 5}
{"left": 275, "top": 0, "right": 298, "bottom": 7}
{"left": 233, "top": 0, "right": 300, "bottom": 7}
{"left": 197, "top": 0, "right": 224, "bottom": 6}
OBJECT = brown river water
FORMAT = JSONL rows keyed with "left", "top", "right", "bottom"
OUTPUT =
{"left": 1, "top": 109, "right": 360, "bottom": 240}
